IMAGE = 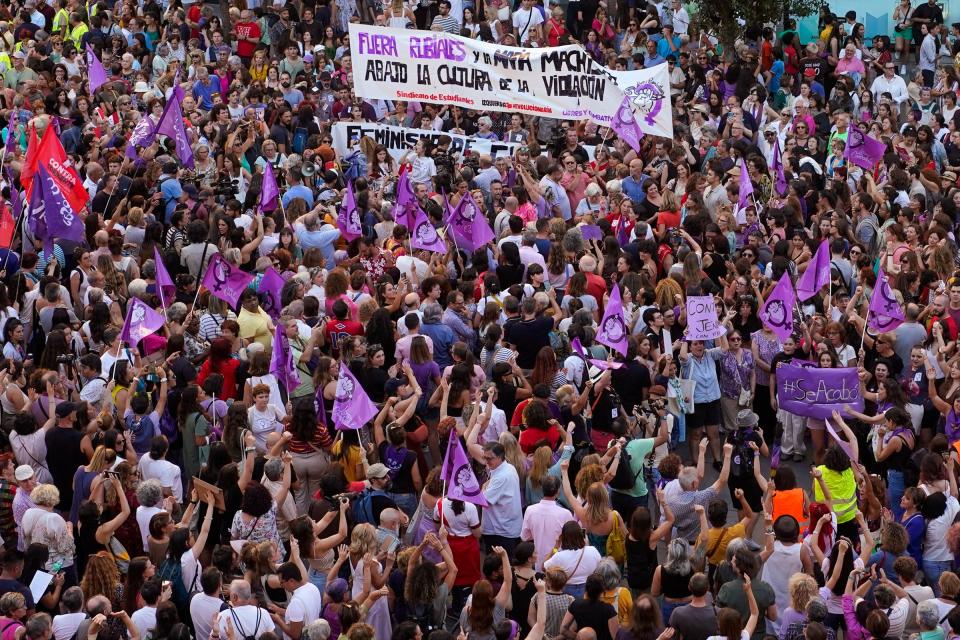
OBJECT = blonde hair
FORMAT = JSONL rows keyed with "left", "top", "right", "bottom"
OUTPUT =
{"left": 575, "top": 463, "right": 604, "bottom": 498}
{"left": 498, "top": 432, "right": 526, "bottom": 483}
{"left": 30, "top": 484, "right": 60, "bottom": 508}
{"left": 528, "top": 446, "right": 553, "bottom": 490}
{"left": 584, "top": 481, "right": 611, "bottom": 527}
{"left": 349, "top": 523, "right": 378, "bottom": 556}
{"left": 788, "top": 573, "right": 818, "bottom": 610}
{"left": 80, "top": 552, "right": 120, "bottom": 602}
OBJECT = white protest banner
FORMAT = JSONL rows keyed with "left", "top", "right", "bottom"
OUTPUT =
{"left": 685, "top": 296, "right": 726, "bottom": 340}
{"left": 609, "top": 65, "right": 675, "bottom": 138}
{"left": 332, "top": 122, "right": 521, "bottom": 161}
{"left": 348, "top": 24, "right": 628, "bottom": 125}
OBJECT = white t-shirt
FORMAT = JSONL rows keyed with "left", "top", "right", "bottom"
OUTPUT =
{"left": 247, "top": 404, "right": 285, "bottom": 451}
{"left": 218, "top": 605, "right": 276, "bottom": 639}
{"left": 512, "top": 7, "right": 544, "bottom": 44}
{"left": 434, "top": 498, "right": 479, "bottom": 537}
{"left": 925, "top": 495, "right": 960, "bottom": 561}
{"left": 138, "top": 454, "right": 183, "bottom": 502}
{"left": 284, "top": 584, "right": 323, "bottom": 640}
{"left": 190, "top": 592, "right": 224, "bottom": 640}
{"left": 181, "top": 549, "right": 202, "bottom": 595}
{"left": 136, "top": 505, "right": 165, "bottom": 550}
{"left": 52, "top": 613, "right": 86, "bottom": 640}
{"left": 543, "top": 546, "right": 602, "bottom": 586}
{"left": 130, "top": 606, "right": 157, "bottom": 640}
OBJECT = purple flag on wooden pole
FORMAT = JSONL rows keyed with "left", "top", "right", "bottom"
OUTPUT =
{"left": 4, "top": 112, "right": 15, "bottom": 155}
{"left": 796, "top": 239, "right": 830, "bottom": 301}
{"left": 844, "top": 127, "right": 886, "bottom": 170}
{"left": 25, "top": 178, "right": 47, "bottom": 255}
{"left": 34, "top": 165, "right": 84, "bottom": 255}
{"left": 258, "top": 163, "right": 279, "bottom": 214}
{"left": 120, "top": 297, "right": 166, "bottom": 345}
{"left": 610, "top": 95, "right": 644, "bottom": 153}
{"left": 258, "top": 267, "right": 285, "bottom": 319}
{"left": 868, "top": 269, "right": 905, "bottom": 332}
{"left": 337, "top": 182, "right": 362, "bottom": 241}
{"left": 393, "top": 171, "right": 418, "bottom": 230}
{"left": 758, "top": 275, "right": 796, "bottom": 341}
{"left": 737, "top": 157, "right": 754, "bottom": 211}
{"left": 156, "top": 91, "right": 194, "bottom": 169}
{"left": 440, "top": 433, "right": 489, "bottom": 506}
{"left": 330, "top": 365, "right": 378, "bottom": 430}
{"left": 154, "top": 246, "right": 176, "bottom": 307}
{"left": 596, "top": 284, "right": 629, "bottom": 356}
{"left": 201, "top": 253, "right": 255, "bottom": 307}
{"left": 269, "top": 325, "right": 301, "bottom": 392}
{"left": 772, "top": 139, "right": 788, "bottom": 196}
{"left": 86, "top": 44, "right": 109, "bottom": 94}
{"left": 410, "top": 207, "right": 447, "bottom": 253}
{"left": 446, "top": 192, "right": 494, "bottom": 252}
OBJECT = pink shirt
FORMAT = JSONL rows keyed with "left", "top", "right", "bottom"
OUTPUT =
{"left": 521, "top": 498, "right": 576, "bottom": 570}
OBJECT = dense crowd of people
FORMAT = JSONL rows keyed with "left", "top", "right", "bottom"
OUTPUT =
{"left": 1, "top": 0, "right": 960, "bottom": 640}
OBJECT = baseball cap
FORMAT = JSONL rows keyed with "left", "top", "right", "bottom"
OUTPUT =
{"left": 366, "top": 463, "right": 389, "bottom": 480}
{"left": 14, "top": 465, "right": 33, "bottom": 482}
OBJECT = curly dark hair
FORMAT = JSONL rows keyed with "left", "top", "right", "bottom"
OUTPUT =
{"left": 241, "top": 482, "right": 273, "bottom": 518}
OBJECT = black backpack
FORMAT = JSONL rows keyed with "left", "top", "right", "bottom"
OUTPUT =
{"left": 608, "top": 444, "right": 643, "bottom": 491}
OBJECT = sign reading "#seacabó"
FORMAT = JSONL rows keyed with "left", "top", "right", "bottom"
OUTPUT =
{"left": 775, "top": 363, "right": 864, "bottom": 420}
{"left": 331, "top": 122, "right": 521, "bottom": 161}
{"left": 348, "top": 24, "right": 628, "bottom": 123}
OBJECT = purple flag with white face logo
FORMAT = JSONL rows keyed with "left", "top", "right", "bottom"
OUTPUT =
{"left": 611, "top": 95, "right": 644, "bottom": 153}
{"left": 868, "top": 269, "right": 905, "bottom": 333}
{"left": 259, "top": 163, "right": 279, "bottom": 215}
{"left": 86, "top": 44, "right": 109, "bottom": 94}
{"left": 796, "top": 239, "right": 830, "bottom": 301}
{"left": 445, "top": 191, "right": 494, "bottom": 252}
{"left": 772, "top": 139, "right": 787, "bottom": 196}
{"left": 269, "top": 324, "right": 301, "bottom": 392}
{"left": 258, "top": 267, "right": 285, "bottom": 319}
{"left": 4, "top": 112, "right": 16, "bottom": 155}
{"left": 393, "top": 171, "right": 418, "bottom": 230}
{"left": 201, "top": 253, "right": 255, "bottom": 307}
{"left": 758, "top": 275, "right": 796, "bottom": 342}
{"left": 737, "top": 157, "right": 754, "bottom": 211}
{"left": 154, "top": 246, "right": 176, "bottom": 307}
{"left": 337, "top": 182, "right": 362, "bottom": 241}
{"left": 120, "top": 297, "right": 166, "bottom": 345}
{"left": 34, "top": 165, "right": 84, "bottom": 255}
{"left": 410, "top": 207, "right": 446, "bottom": 253}
{"left": 596, "top": 284, "right": 629, "bottom": 356}
{"left": 125, "top": 114, "right": 156, "bottom": 161}
{"left": 844, "top": 126, "right": 887, "bottom": 170}
{"left": 331, "top": 364, "right": 378, "bottom": 430}
{"left": 155, "top": 93, "right": 194, "bottom": 169}
{"left": 441, "top": 432, "right": 489, "bottom": 507}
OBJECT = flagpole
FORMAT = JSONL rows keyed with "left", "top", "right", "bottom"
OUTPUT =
{"left": 0, "top": 192, "right": 25, "bottom": 275}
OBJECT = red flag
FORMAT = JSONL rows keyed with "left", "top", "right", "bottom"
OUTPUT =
{"left": 23, "top": 123, "right": 88, "bottom": 213}
{"left": 0, "top": 207, "right": 15, "bottom": 249}
{"left": 20, "top": 125, "right": 39, "bottom": 193}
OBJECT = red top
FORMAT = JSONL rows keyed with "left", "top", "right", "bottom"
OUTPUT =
{"left": 197, "top": 357, "right": 242, "bottom": 400}
{"left": 233, "top": 21, "right": 261, "bottom": 58}
{"left": 518, "top": 424, "right": 562, "bottom": 455}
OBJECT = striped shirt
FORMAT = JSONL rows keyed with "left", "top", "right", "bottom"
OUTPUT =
{"left": 431, "top": 14, "right": 460, "bottom": 33}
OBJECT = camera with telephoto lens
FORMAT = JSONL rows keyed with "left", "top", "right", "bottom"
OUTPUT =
{"left": 56, "top": 354, "right": 76, "bottom": 365}
{"left": 212, "top": 173, "right": 239, "bottom": 198}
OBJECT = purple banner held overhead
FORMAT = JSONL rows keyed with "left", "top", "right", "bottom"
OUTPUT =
{"left": 775, "top": 362, "right": 864, "bottom": 420}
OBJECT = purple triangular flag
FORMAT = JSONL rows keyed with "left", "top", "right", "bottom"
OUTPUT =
{"left": 201, "top": 253, "right": 255, "bottom": 307}
{"left": 6, "top": 168, "right": 21, "bottom": 219}
{"left": 4, "top": 112, "right": 16, "bottom": 155}
{"left": 86, "top": 44, "right": 109, "bottom": 94}
{"left": 155, "top": 84, "right": 194, "bottom": 168}
{"left": 772, "top": 139, "right": 788, "bottom": 196}
{"left": 868, "top": 269, "right": 905, "bottom": 333}
{"left": 259, "top": 163, "right": 279, "bottom": 215}
{"left": 120, "top": 297, "right": 166, "bottom": 345}
{"left": 596, "top": 284, "right": 629, "bottom": 356}
{"left": 154, "top": 246, "right": 176, "bottom": 306}
{"left": 331, "top": 365, "right": 378, "bottom": 430}
{"left": 257, "top": 267, "right": 285, "bottom": 319}
{"left": 758, "top": 275, "right": 796, "bottom": 341}
{"left": 844, "top": 127, "right": 886, "bottom": 170}
{"left": 26, "top": 173, "right": 49, "bottom": 255}
{"left": 392, "top": 171, "right": 418, "bottom": 230}
{"left": 410, "top": 207, "right": 446, "bottom": 253}
{"left": 441, "top": 433, "right": 489, "bottom": 506}
{"left": 269, "top": 324, "right": 302, "bottom": 392}
{"left": 35, "top": 164, "right": 84, "bottom": 254}
{"left": 445, "top": 191, "right": 493, "bottom": 252}
{"left": 336, "top": 182, "right": 362, "bottom": 241}
{"left": 610, "top": 95, "right": 644, "bottom": 153}
{"left": 737, "top": 157, "right": 754, "bottom": 211}
{"left": 796, "top": 240, "right": 830, "bottom": 301}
